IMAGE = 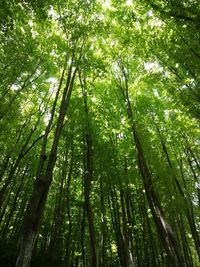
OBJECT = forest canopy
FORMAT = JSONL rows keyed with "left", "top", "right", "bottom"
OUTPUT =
{"left": 0, "top": 0, "right": 199, "bottom": 266}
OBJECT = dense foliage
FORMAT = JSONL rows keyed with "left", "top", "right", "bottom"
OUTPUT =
{"left": 0, "top": 0, "right": 199, "bottom": 266}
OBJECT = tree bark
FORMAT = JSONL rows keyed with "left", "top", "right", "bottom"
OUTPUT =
{"left": 80, "top": 74, "right": 97, "bottom": 267}
{"left": 15, "top": 57, "right": 77, "bottom": 267}
{"left": 117, "top": 63, "right": 186, "bottom": 266}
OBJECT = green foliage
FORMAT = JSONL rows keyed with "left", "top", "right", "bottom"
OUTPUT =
{"left": 0, "top": 0, "right": 199, "bottom": 266}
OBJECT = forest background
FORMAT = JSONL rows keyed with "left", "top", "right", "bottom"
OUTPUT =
{"left": 0, "top": 0, "right": 199, "bottom": 266}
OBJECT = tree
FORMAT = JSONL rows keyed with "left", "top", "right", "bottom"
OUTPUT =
{"left": 0, "top": 1, "right": 199, "bottom": 266}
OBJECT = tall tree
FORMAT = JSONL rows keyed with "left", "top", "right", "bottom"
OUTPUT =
{"left": 0, "top": 1, "right": 199, "bottom": 266}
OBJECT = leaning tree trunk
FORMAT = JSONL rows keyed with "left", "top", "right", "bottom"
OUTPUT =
{"left": 117, "top": 63, "right": 186, "bottom": 267}
{"left": 15, "top": 57, "right": 78, "bottom": 267}
{"left": 155, "top": 124, "right": 200, "bottom": 261}
{"left": 0, "top": 115, "right": 41, "bottom": 205}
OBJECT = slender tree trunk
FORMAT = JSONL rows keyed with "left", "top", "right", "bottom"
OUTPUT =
{"left": 80, "top": 75, "right": 97, "bottom": 267}
{"left": 47, "top": 163, "right": 66, "bottom": 266}
{"left": 110, "top": 185, "right": 132, "bottom": 267}
{"left": 65, "top": 145, "right": 74, "bottom": 266}
{"left": 1, "top": 165, "right": 27, "bottom": 241}
{"left": 99, "top": 177, "right": 108, "bottom": 267}
{"left": 0, "top": 117, "right": 41, "bottom": 205}
{"left": 80, "top": 206, "right": 86, "bottom": 267}
{"left": 155, "top": 125, "right": 200, "bottom": 261}
{"left": 0, "top": 109, "right": 40, "bottom": 182}
{"left": 120, "top": 189, "right": 135, "bottom": 267}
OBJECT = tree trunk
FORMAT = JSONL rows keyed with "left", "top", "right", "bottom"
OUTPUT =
{"left": 0, "top": 116, "right": 41, "bottom": 205}
{"left": 15, "top": 58, "right": 77, "bottom": 267}
{"left": 156, "top": 125, "right": 200, "bottom": 261}
{"left": 117, "top": 63, "right": 186, "bottom": 266}
{"left": 81, "top": 75, "right": 97, "bottom": 267}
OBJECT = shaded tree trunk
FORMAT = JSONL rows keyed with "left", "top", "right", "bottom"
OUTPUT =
{"left": 117, "top": 62, "right": 186, "bottom": 266}
{"left": 80, "top": 74, "right": 97, "bottom": 267}
{"left": 15, "top": 56, "right": 78, "bottom": 267}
